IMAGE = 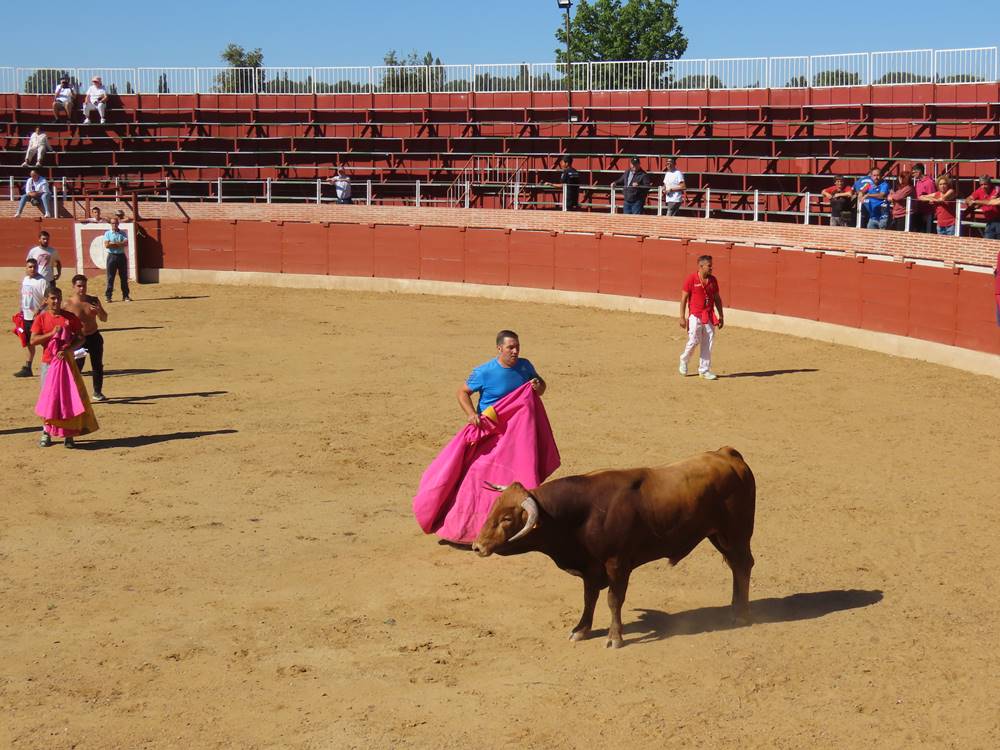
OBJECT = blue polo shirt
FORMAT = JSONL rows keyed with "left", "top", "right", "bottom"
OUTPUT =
{"left": 855, "top": 177, "right": 890, "bottom": 215}
{"left": 104, "top": 229, "right": 127, "bottom": 255}
{"left": 466, "top": 357, "right": 538, "bottom": 411}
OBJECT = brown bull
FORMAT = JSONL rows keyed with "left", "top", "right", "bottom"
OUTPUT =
{"left": 471, "top": 446, "right": 756, "bottom": 648}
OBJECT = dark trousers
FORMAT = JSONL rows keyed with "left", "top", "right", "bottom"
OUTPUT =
{"left": 76, "top": 331, "right": 104, "bottom": 396}
{"left": 910, "top": 213, "right": 934, "bottom": 233}
{"left": 106, "top": 253, "right": 129, "bottom": 300}
{"left": 985, "top": 221, "right": 1000, "bottom": 240}
{"left": 622, "top": 199, "right": 644, "bottom": 214}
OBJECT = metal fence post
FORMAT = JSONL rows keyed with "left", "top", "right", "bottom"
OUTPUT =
{"left": 804, "top": 192, "right": 811, "bottom": 225}
{"left": 856, "top": 201, "right": 863, "bottom": 228}
{"left": 315, "top": 178, "right": 321, "bottom": 205}
{"left": 8, "top": 176, "right": 13, "bottom": 201}
{"left": 415, "top": 180, "right": 421, "bottom": 208}
{"left": 657, "top": 185, "right": 663, "bottom": 216}
{"left": 514, "top": 180, "right": 520, "bottom": 210}
{"left": 610, "top": 185, "right": 616, "bottom": 214}
{"left": 562, "top": 183, "right": 567, "bottom": 212}
{"left": 166, "top": 177, "right": 171, "bottom": 202}
{"left": 465, "top": 180, "right": 470, "bottom": 209}
{"left": 753, "top": 190, "right": 759, "bottom": 222}
{"left": 217, "top": 177, "right": 222, "bottom": 204}
{"left": 366, "top": 179, "right": 372, "bottom": 206}
{"left": 266, "top": 177, "right": 272, "bottom": 204}
{"left": 52, "top": 183, "right": 59, "bottom": 217}
{"left": 904, "top": 197, "right": 911, "bottom": 231}
{"left": 955, "top": 200, "right": 962, "bottom": 235}
{"left": 704, "top": 187, "right": 711, "bottom": 219}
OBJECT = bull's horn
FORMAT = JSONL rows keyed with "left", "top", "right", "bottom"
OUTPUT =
{"left": 483, "top": 481, "right": 509, "bottom": 492}
{"left": 508, "top": 495, "right": 539, "bottom": 543}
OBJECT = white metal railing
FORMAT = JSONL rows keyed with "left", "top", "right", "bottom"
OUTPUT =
{"left": 2, "top": 46, "right": 996, "bottom": 94}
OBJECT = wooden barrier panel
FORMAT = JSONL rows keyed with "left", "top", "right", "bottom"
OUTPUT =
{"left": 372, "top": 224, "right": 420, "bottom": 279}
{"left": 954, "top": 270, "right": 1000, "bottom": 354}
{"left": 235, "top": 221, "right": 281, "bottom": 273}
{"left": 329, "top": 222, "right": 374, "bottom": 277}
{"left": 640, "top": 238, "right": 687, "bottom": 300}
{"left": 598, "top": 234, "right": 642, "bottom": 298}
{"left": 818, "top": 254, "right": 863, "bottom": 329}
{"left": 187, "top": 222, "right": 235, "bottom": 271}
{"left": 508, "top": 230, "right": 554, "bottom": 290}
{"left": 729, "top": 244, "right": 777, "bottom": 314}
{"left": 907, "top": 264, "right": 958, "bottom": 347}
{"left": 418, "top": 226, "right": 465, "bottom": 283}
{"left": 157, "top": 220, "right": 189, "bottom": 270}
{"left": 775, "top": 249, "right": 822, "bottom": 321}
{"left": 554, "top": 232, "right": 600, "bottom": 293}
{"left": 860, "top": 259, "right": 909, "bottom": 336}
{"left": 281, "top": 222, "right": 328, "bottom": 276}
{"left": 0, "top": 221, "right": 50, "bottom": 266}
{"left": 464, "top": 228, "right": 509, "bottom": 286}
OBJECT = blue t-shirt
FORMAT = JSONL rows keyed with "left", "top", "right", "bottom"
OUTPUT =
{"left": 855, "top": 177, "right": 890, "bottom": 215}
{"left": 104, "top": 229, "right": 127, "bottom": 255}
{"left": 466, "top": 357, "right": 538, "bottom": 411}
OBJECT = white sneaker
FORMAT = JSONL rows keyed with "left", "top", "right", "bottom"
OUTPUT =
{"left": 678, "top": 361, "right": 688, "bottom": 376}
{"left": 701, "top": 371, "right": 718, "bottom": 381}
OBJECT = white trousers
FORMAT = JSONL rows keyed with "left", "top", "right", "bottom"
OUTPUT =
{"left": 83, "top": 100, "right": 107, "bottom": 121}
{"left": 24, "top": 145, "right": 48, "bottom": 165}
{"left": 680, "top": 314, "right": 715, "bottom": 373}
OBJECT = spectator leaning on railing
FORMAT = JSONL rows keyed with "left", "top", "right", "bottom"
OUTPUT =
{"left": 612, "top": 157, "right": 652, "bottom": 215}
{"left": 822, "top": 177, "right": 854, "bottom": 226}
{"left": 919, "top": 175, "right": 958, "bottom": 236}
{"left": 855, "top": 167, "right": 890, "bottom": 229}
{"left": 966, "top": 175, "right": 1000, "bottom": 240}
{"left": 52, "top": 76, "right": 76, "bottom": 121}
{"left": 662, "top": 157, "right": 685, "bottom": 217}
{"left": 327, "top": 167, "right": 353, "bottom": 205}
{"left": 14, "top": 170, "right": 53, "bottom": 219}
{"left": 549, "top": 156, "right": 581, "bottom": 211}
{"left": 886, "top": 171, "right": 914, "bottom": 231}
{"left": 911, "top": 164, "right": 937, "bottom": 233}
{"left": 21, "top": 127, "right": 50, "bottom": 167}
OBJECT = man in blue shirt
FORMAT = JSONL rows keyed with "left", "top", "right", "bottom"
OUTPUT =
{"left": 855, "top": 167, "right": 890, "bottom": 229}
{"left": 103, "top": 217, "right": 131, "bottom": 302}
{"left": 458, "top": 330, "right": 547, "bottom": 426}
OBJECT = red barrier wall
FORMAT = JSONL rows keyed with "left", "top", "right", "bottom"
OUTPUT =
{"left": 3, "top": 217, "right": 998, "bottom": 357}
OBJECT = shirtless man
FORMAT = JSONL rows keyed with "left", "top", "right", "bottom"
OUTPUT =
{"left": 65, "top": 274, "right": 108, "bottom": 402}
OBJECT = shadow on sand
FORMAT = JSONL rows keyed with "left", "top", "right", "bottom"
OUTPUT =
{"left": 588, "top": 589, "right": 883, "bottom": 646}
{"left": 76, "top": 428, "right": 237, "bottom": 450}
{"left": 102, "top": 390, "right": 227, "bottom": 405}
{"left": 722, "top": 368, "right": 819, "bottom": 378}
{"left": 101, "top": 368, "right": 174, "bottom": 377}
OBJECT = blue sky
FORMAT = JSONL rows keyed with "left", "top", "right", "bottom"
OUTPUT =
{"left": 1, "top": 0, "right": 996, "bottom": 67}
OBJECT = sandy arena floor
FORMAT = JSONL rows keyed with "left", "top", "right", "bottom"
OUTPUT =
{"left": 1, "top": 279, "right": 999, "bottom": 749}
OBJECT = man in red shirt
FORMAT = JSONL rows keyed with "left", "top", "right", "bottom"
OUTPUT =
{"left": 679, "top": 255, "right": 725, "bottom": 380}
{"left": 966, "top": 175, "right": 1000, "bottom": 240}
{"left": 30, "top": 286, "right": 84, "bottom": 447}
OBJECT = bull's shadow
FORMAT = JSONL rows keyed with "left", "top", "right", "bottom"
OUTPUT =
{"left": 590, "top": 589, "right": 883, "bottom": 645}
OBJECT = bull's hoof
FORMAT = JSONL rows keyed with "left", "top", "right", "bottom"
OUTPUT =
{"left": 568, "top": 627, "right": 590, "bottom": 642}
{"left": 606, "top": 638, "right": 624, "bottom": 649}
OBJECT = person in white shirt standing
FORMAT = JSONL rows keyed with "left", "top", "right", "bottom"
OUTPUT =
{"left": 52, "top": 75, "right": 76, "bottom": 120}
{"left": 662, "top": 156, "right": 686, "bottom": 217}
{"left": 25, "top": 230, "right": 62, "bottom": 284}
{"left": 14, "top": 170, "right": 53, "bottom": 218}
{"left": 21, "top": 127, "right": 50, "bottom": 167}
{"left": 328, "top": 167, "right": 353, "bottom": 204}
{"left": 14, "top": 258, "right": 49, "bottom": 378}
{"left": 83, "top": 76, "right": 108, "bottom": 124}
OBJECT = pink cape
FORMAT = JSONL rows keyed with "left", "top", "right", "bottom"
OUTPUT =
{"left": 413, "top": 383, "right": 561, "bottom": 543}
{"left": 35, "top": 328, "right": 99, "bottom": 438}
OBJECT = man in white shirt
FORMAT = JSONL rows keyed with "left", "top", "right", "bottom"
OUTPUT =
{"left": 14, "top": 258, "right": 49, "bottom": 378}
{"left": 14, "top": 170, "right": 53, "bottom": 218}
{"left": 25, "top": 230, "right": 62, "bottom": 284}
{"left": 21, "top": 127, "right": 50, "bottom": 167}
{"left": 83, "top": 76, "right": 108, "bottom": 124}
{"left": 662, "top": 157, "right": 686, "bottom": 217}
{"left": 328, "top": 167, "right": 353, "bottom": 204}
{"left": 52, "top": 75, "right": 76, "bottom": 120}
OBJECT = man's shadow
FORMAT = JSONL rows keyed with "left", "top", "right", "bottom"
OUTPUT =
{"left": 722, "top": 368, "right": 819, "bottom": 378}
{"left": 76, "top": 429, "right": 237, "bottom": 450}
{"left": 589, "top": 589, "right": 883, "bottom": 646}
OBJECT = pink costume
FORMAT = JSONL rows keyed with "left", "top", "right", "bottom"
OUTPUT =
{"left": 413, "top": 383, "right": 561, "bottom": 544}
{"left": 35, "top": 327, "right": 99, "bottom": 438}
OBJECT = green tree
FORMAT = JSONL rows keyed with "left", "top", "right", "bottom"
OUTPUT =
{"left": 216, "top": 43, "right": 265, "bottom": 93}
{"left": 875, "top": 71, "right": 931, "bottom": 85}
{"left": 785, "top": 75, "right": 809, "bottom": 88}
{"left": 554, "top": 0, "right": 687, "bottom": 64}
{"left": 669, "top": 74, "right": 723, "bottom": 89}
{"left": 813, "top": 69, "right": 861, "bottom": 87}
{"left": 380, "top": 50, "right": 444, "bottom": 92}
{"left": 23, "top": 69, "right": 78, "bottom": 94}
{"left": 937, "top": 73, "right": 985, "bottom": 84}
